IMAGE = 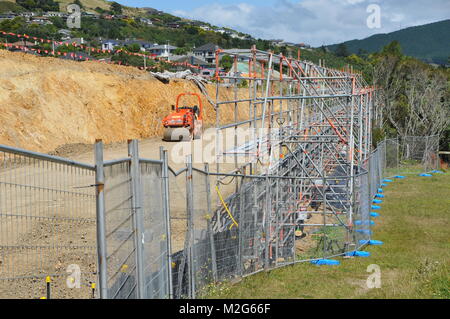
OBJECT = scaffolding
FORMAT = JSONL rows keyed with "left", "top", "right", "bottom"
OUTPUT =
{"left": 211, "top": 46, "right": 376, "bottom": 269}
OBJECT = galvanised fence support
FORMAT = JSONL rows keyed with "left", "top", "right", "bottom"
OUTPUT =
{"left": 204, "top": 163, "right": 218, "bottom": 282}
{"left": 186, "top": 155, "right": 196, "bottom": 298}
{"left": 160, "top": 147, "right": 174, "bottom": 298}
{"left": 128, "top": 139, "right": 146, "bottom": 299}
{"left": 95, "top": 140, "right": 108, "bottom": 299}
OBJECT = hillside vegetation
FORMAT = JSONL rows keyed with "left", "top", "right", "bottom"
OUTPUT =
{"left": 327, "top": 20, "right": 450, "bottom": 65}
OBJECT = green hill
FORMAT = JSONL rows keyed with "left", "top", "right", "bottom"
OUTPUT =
{"left": 327, "top": 20, "right": 450, "bottom": 65}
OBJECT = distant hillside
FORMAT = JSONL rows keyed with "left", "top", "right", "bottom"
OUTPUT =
{"left": 327, "top": 20, "right": 450, "bottom": 65}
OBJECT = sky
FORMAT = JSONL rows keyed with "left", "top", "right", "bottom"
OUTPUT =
{"left": 115, "top": 0, "right": 450, "bottom": 46}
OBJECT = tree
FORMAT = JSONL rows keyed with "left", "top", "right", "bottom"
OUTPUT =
{"left": 381, "top": 40, "right": 402, "bottom": 57}
{"left": 220, "top": 55, "right": 233, "bottom": 72}
{"left": 335, "top": 44, "right": 350, "bottom": 57}
{"left": 17, "top": 0, "right": 59, "bottom": 11}
{"left": 373, "top": 42, "right": 450, "bottom": 139}
{"left": 110, "top": 2, "right": 123, "bottom": 15}
{"left": 125, "top": 43, "right": 141, "bottom": 53}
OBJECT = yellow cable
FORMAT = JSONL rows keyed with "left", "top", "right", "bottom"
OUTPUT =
{"left": 215, "top": 186, "right": 239, "bottom": 230}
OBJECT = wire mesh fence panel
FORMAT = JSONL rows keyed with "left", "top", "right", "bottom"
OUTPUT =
{"left": 103, "top": 161, "right": 137, "bottom": 299}
{"left": 140, "top": 161, "right": 169, "bottom": 299}
{"left": 168, "top": 170, "right": 189, "bottom": 299}
{"left": 237, "top": 177, "right": 265, "bottom": 276}
{"left": 385, "top": 138, "right": 399, "bottom": 170}
{"left": 353, "top": 173, "right": 371, "bottom": 246}
{"left": 423, "top": 136, "right": 440, "bottom": 171}
{"left": 190, "top": 169, "right": 214, "bottom": 296}
{"left": 0, "top": 148, "right": 96, "bottom": 299}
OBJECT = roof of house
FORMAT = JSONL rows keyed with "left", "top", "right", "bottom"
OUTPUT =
{"left": 193, "top": 43, "right": 220, "bottom": 52}
{"left": 171, "top": 54, "right": 208, "bottom": 65}
{"left": 149, "top": 44, "right": 178, "bottom": 50}
{"left": 102, "top": 39, "right": 122, "bottom": 45}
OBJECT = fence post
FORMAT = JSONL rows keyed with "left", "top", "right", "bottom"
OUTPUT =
{"left": 264, "top": 175, "right": 271, "bottom": 271}
{"left": 186, "top": 155, "right": 196, "bottom": 298}
{"left": 160, "top": 147, "right": 173, "bottom": 299}
{"left": 204, "top": 163, "right": 218, "bottom": 282}
{"left": 128, "top": 139, "right": 146, "bottom": 299}
{"left": 95, "top": 139, "right": 108, "bottom": 299}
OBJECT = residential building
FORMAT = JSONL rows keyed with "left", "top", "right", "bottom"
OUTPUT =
{"left": 148, "top": 44, "right": 178, "bottom": 58}
{"left": 167, "top": 22, "right": 182, "bottom": 29}
{"left": 193, "top": 43, "right": 220, "bottom": 64}
{"left": 269, "top": 39, "right": 284, "bottom": 47}
{"left": 44, "top": 12, "right": 67, "bottom": 18}
{"left": 58, "top": 29, "right": 72, "bottom": 40}
{"left": 101, "top": 39, "right": 122, "bottom": 51}
{"left": 124, "top": 40, "right": 157, "bottom": 52}
{"left": 171, "top": 54, "right": 210, "bottom": 69}
{"left": 139, "top": 18, "right": 153, "bottom": 25}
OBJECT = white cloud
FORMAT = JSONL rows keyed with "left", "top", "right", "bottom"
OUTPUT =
{"left": 172, "top": 0, "right": 450, "bottom": 46}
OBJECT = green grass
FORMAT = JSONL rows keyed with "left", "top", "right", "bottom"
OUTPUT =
{"left": 205, "top": 173, "right": 450, "bottom": 299}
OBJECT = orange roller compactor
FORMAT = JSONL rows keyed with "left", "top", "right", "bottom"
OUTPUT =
{"left": 162, "top": 92, "right": 203, "bottom": 141}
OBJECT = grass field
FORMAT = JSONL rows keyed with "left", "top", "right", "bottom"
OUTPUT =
{"left": 206, "top": 172, "right": 450, "bottom": 299}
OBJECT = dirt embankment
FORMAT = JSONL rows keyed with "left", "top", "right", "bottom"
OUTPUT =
{"left": 0, "top": 50, "right": 246, "bottom": 153}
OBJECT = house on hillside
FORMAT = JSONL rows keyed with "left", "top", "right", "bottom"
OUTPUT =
{"left": 20, "top": 12, "right": 36, "bottom": 18}
{"left": 199, "top": 25, "right": 212, "bottom": 32}
{"left": 139, "top": 18, "right": 153, "bottom": 25}
{"left": 148, "top": 44, "right": 178, "bottom": 58}
{"left": 171, "top": 54, "right": 210, "bottom": 69}
{"left": 193, "top": 43, "right": 221, "bottom": 64}
{"left": 123, "top": 40, "right": 156, "bottom": 52}
{"left": 269, "top": 39, "right": 284, "bottom": 47}
{"left": 166, "top": 22, "right": 182, "bottom": 29}
{"left": 29, "top": 17, "right": 53, "bottom": 25}
{"left": 101, "top": 39, "right": 122, "bottom": 51}
{"left": 58, "top": 29, "right": 72, "bottom": 40}
{"left": 44, "top": 12, "right": 68, "bottom": 18}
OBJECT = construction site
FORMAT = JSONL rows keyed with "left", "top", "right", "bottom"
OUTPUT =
{"left": 0, "top": 44, "right": 443, "bottom": 299}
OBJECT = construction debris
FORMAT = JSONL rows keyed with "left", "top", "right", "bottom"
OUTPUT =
{"left": 150, "top": 70, "right": 208, "bottom": 84}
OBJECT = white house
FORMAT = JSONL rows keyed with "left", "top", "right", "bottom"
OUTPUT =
{"left": 148, "top": 44, "right": 178, "bottom": 58}
{"left": 193, "top": 43, "right": 220, "bottom": 64}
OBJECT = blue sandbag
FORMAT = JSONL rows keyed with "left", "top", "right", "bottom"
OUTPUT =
{"left": 310, "top": 259, "right": 340, "bottom": 266}
{"left": 360, "top": 240, "right": 384, "bottom": 246}
{"left": 371, "top": 205, "right": 381, "bottom": 210}
{"left": 373, "top": 199, "right": 383, "bottom": 204}
{"left": 375, "top": 194, "right": 385, "bottom": 198}
{"left": 383, "top": 179, "right": 393, "bottom": 183}
{"left": 395, "top": 175, "right": 406, "bottom": 179}
{"left": 378, "top": 188, "right": 384, "bottom": 193}
{"left": 370, "top": 212, "right": 380, "bottom": 218}
{"left": 381, "top": 183, "right": 388, "bottom": 187}
{"left": 419, "top": 173, "right": 433, "bottom": 177}
{"left": 346, "top": 251, "right": 371, "bottom": 258}
{"left": 431, "top": 170, "right": 444, "bottom": 174}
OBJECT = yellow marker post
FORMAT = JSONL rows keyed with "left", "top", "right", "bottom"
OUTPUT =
{"left": 45, "top": 276, "right": 51, "bottom": 300}
{"left": 91, "top": 283, "right": 96, "bottom": 299}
